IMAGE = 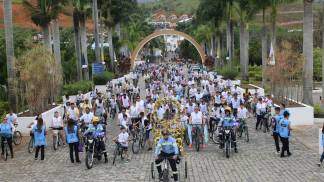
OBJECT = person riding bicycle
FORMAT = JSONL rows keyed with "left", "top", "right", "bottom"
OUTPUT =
{"left": 189, "top": 106, "right": 205, "bottom": 148}
{"left": 218, "top": 107, "right": 238, "bottom": 153}
{"left": 237, "top": 103, "right": 248, "bottom": 133}
{"left": 155, "top": 129, "right": 179, "bottom": 181}
{"left": 83, "top": 116, "right": 108, "bottom": 163}
{"left": 79, "top": 107, "right": 94, "bottom": 132}
{"left": 0, "top": 117, "right": 14, "bottom": 158}
{"left": 50, "top": 111, "right": 66, "bottom": 146}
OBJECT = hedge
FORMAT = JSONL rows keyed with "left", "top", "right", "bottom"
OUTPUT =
{"left": 0, "top": 101, "right": 9, "bottom": 121}
{"left": 93, "top": 71, "right": 115, "bottom": 85}
{"left": 62, "top": 81, "right": 93, "bottom": 96}
{"left": 215, "top": 66, "right": 239, "bottom": 80}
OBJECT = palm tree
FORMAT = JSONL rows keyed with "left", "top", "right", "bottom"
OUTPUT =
{"left": 225, "top": 0, "right": 235, "bottom": 63}
{"left": 52, "top": 19, "right": 62, "bottom": 67}
{"left": 234, "top": 0, "right": 259, "bottom": 81}
{"left": 3, "top": 0, "right": 16, "bottom": 111}
{"left": 72, "top": 10, "right": 82, "bottom": 80}
{"left": 73, "top": 0, "right": 91, "bottom": 80}
{"left": 92, "top": 0, "right": 101, "bottom": 63}
{"left": 302, "top": 0, "right": 314, "bottom": 105}
{"left": 321, "top": 3, "right": 324, "bottom": 100}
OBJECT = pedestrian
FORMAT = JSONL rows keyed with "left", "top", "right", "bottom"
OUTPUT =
{"left": 33, "top": 118, "right": 46, "bottom": 160}
{"left": 65, "top": 119, "right": 80, "bottom": 163}
{"left": 0, "top": 117, "right": 14, "bottom": 158}
{"left": 279, "top": 111, "right": 292, "bottom": 157}
{"left": 272, "top": 107, "right": 282, "bottom": 154}
{"left": 318, "top": 124, "right": 324, "bottom": 166}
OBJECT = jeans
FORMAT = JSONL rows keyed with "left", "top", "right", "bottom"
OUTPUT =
{"left": 1, "top": 136, "right": 13, "bottom": 157}
{"left": 69, "top": 142, "right": 80, "bottom": 163}
{"left": 35, "top": 145, "right": 45, "bottom": 160}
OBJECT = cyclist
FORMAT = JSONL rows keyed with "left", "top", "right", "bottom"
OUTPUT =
{"left": 155, "top": 129, "right": 179, "bottom": 181}
{"left": 6, "top": 110, "right": 17, "bottom": 125}
{"left": 0, "top": 117, "right": 14, "bottom": 158}
{"left": 218, "top": 107, "right": 238, "bottom": 153}
{"left": 237, "top": 103, "right": 248, "bottom": 133}
{"left": 255, "top": 97, "right": 266, "bottom": 130}
{"left": 84, "top": 116, "right": 108, "bottom": 163}
{"left": 67, "top": 102, "right": 80, "bottom": 124}
{"left": 79, "top": 107, "right": 93, "bottom": 132}
{"left": 50, "top": 111, "right": 65, "bottom": 146}
{"left": 114, "top": 126, "right": 130, "bottom": 162}
{"left": 189, "top": 106, "right": 204, "bottom": 148}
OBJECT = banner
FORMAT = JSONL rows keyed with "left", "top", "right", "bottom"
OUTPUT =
{"left": 92, "top": 63, "right": 105, "bottom": 76}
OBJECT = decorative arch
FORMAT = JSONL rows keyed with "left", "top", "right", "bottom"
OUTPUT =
{"left": 130, "top": 29, "right": 206, "bottom": 68}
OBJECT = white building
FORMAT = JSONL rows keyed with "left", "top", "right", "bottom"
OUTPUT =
{"left": 164, "top": 35, "right": 184, "bottom": 52}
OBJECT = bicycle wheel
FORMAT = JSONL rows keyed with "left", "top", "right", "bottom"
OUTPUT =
{"left": 212, "top": 129, "right": 219, "bottom": 144}
{"left": 151, "top": 162, "right": 155, "bottom": 179}
{"left": 245, "top": 126, "right": 249, "bottom": 142}
{"left": 162, "top": 168, "right": 169, "bottom": 182}
{"left": 53, "top": 136, "right": 58, "bottom": 151}
{"left": 132, "top": 138, "right": 140, "bottom": 154}
{"left": 195, "top": 133, "right": 200, "bottom": 152}
{"left": 13, "top": 131, "right": 22, "bottom": 145}
{"left": 140, "top": 133, "right": 146, "bottom": 149}
{"left": 4, "top": 143, "right": 8, "bottom": 161}
{"left": 113, "top": 146, "right": 119, "bottom": 165}
{"left": 28, "top": 138, "right": 34, "bottom": 153}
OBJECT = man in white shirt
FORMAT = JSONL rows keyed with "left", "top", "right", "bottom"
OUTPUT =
{"left": 256, "top": 98, "right": 267, "bottom": 130}
{"left": 231, "top": 93, "right": 242, "bottom": 118}
{"left": 189, "top": 106, "right": 204, "bottom": 148}
{"left": 51, "top": 111, "right": 65, "bottom": 145}
{"left": 67, "top": 103, "right": 79, "bottom": 123}
{"left": 135, "top": 97, "right": 145, "bottom": 113}
{"left": 79, "top": 107, "right": 94, "bottom": 125}
{"left": 121, "top": 94, "right": 130, "bottom": 110}
{"left": 6, "top": 110, "right": 17, "bottom": 125}
{"left": 195, "top": 89, "right": 204, "bottom": 102}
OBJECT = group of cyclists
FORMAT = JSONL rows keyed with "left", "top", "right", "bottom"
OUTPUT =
{"left": 0, "top": 61, "right": 296, "bottom": 181}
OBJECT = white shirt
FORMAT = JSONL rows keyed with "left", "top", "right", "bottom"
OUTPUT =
{"left": 256, "top": 102, "right": 267, "bottom": 115}
{"left": 191, "top": 111, "right": 203, "bottom": 125}
{"left": 122, "top": 96, "right": 130, "bottom": 108}
{"left": 51, "top": 116, "right": 63, "bottom": 128}
{"left": 195, "top": 92, "right": 204, "bottom": 101}
{"left": 118, "top": 132, "right": 129, "bottom": 147}
{"left": 237, "top": 107, "right": 248, "bottom": 119}
{"left": 231, "top": 98, "right": 241, "bottom": 109}
{"left": 80, "top": 112, "right": 94, "bottom": 124}
{"left": 129, "top": 105, "right": 139, "bottom": 118}
{"left": 120, "top": 118, "right": 128, "bottom": 128}
{"left": 157, "top": 107, "right": 165, "bottom": 120}
{"left": 136, "top": 100, "right": 145, "bottom": 113}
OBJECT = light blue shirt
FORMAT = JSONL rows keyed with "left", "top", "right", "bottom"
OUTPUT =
{"left": 155, "top": 137, "right": 179, "bottom": 156}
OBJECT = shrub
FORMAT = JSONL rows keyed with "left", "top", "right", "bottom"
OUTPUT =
{"left": 63, "top": 81, "right": 93, "bottom": 96}
{"left": 314, "top": 104, "right": 321, "bottom": 115}
{"left": 216, "top": 66, "right": 239, "bottom": 80}
{"left": 93, "top": 71, "right": 115, "bottom": 85}
{"left": 0, "top": 101, "right": 9, "bottom": 118}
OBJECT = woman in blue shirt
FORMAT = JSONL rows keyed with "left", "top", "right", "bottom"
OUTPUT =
{"left": 318, "top": 124, "right": 324, "bottom": 167}
{"left": 0, "top": 117, "right": 14, "bottom": 158}
{"left": 64, "top": 119, "right": 80, "bottom": 163}
{"left": 32, "top": 118, "right": 47, "bottom": 160}
{"left": 279, "top": 111, "right": 292, "bottom": 157}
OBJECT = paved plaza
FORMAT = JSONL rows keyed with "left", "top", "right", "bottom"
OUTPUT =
{"left": 0, "top": 118, "right": 324, "bottom": 182}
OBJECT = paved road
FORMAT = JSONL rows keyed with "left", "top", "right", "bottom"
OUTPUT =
{"left": 1, "top": 71, "right": 324, "bottom": 181}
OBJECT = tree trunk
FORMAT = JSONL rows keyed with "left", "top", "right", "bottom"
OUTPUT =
{"left": 240, "top": 21, "right": 249, "bottom": 81}
{"left": 216, "top": 34, "right": 221, "bottom": 59}
{"left": 3, "top": 0, "right": 16, "bottom": 111}
{"left": 261, "top": 8, "right": 268, "bottom": 88}
{"left": 73, "top": 11, "right": 82, "bottom": 81}
{"left": 108, "top": 26, "right": 115, "bottom": 69}
{"left": 302, "top": 0, "right": 314, "bottom": 105}
{"left": 226, "top": 19, "right": 232, "bottom": 62}
{"left": 43, "top": 25, "right": 52, "bottom": 52}
{"left": 92, "top": 0, "right": 101, "bottom": 63}
{"left": 52, "top": 19, "right": 62, "bottom": 66}
{"left": 116, "top": 22, "right": 121, "bottom": 39}
{"left": 80, "top": 14, "right": 89, "bottom": 80}
{"left": 321, "top": 4, "right": 324, "bottom": 100}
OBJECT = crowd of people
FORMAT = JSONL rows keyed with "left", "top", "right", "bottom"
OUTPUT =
{"left": 0, "top": 61, "right": 310, "bottom": 181}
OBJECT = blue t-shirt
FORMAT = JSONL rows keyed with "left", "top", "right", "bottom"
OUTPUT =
{"left": 0, "top": 123, "right": 13, "bottom": 137}
{"left": 279, "top": 118, "right": 290, "bottom": 138}
{"left": 273, "top": 115, "right": 283, "bottom": 133}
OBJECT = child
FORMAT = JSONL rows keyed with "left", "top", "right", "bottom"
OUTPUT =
{"left": 115, "top": 126, "right": 130, "bottom": 162}
{"left": 318, "top": 124, "right": 324, "bottom": 167}
{"left": 33, "top": 118, "right": 46, "bottom": 160}
{"left": 272, "top": 107, "right": 282, "bottom": 154}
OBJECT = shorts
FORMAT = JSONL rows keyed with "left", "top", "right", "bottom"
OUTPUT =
{"left": 121, "top": 145, "right": 128, "bottom": 151}
{"left": 145, "top": 130, "right": 153, "bottom": 141}
{"left": 52, "top": 127, "right": 63, "bottom": 130}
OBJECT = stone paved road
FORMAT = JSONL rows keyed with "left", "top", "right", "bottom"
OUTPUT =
{"left": 1, "top": 118, "right": 324, "bottom": 182}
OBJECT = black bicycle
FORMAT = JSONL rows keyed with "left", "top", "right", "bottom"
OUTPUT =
{"left": 13, "top": 123, "right": 22, "bottom": 145}
{"left": 151, "top": 157, "right": 188, "bottom": 182}
{"left": 1, "top": 137, "right": 9, "bottom": 161}
{"left": 28, "top": 134, "right": 34, "bottom": 153}
{"left": 191, "top": 124, "right": 203, "bottom": 152}
{"left": 112, "top": 141, "right": 127, "bottom": 165}
{"left": 131, "top": 126, "right": 145, "bottom": 154}
{"left": 237, "top": 119, "right": 249, "bottom": 142}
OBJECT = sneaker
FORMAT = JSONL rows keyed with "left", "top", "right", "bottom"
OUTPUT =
{"left": 234, "top": 148, "right": 238, "bottom": 153}
{"left": 318, "top": 163, "right": 321, "bottom": 167}
{"left": 276, "top": 151, "right": 280, "bottom": 155}
{"left": 76, "top": 160, "right": 81, "bottom": 164}
{"left": 287, "top": 153, "right": 292, "bottom": 157}
{"left": 147, "top": 148, "right": 152, "bottom": 151}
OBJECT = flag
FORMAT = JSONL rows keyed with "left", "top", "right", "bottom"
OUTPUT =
{"left": 268, "top": 42, "right": 275, "bottom": 65}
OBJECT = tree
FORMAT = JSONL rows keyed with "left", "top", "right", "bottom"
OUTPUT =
{"left": 234, "top": 0, "right": 260, "bottom": 81}
{"left": 3, "top": 0, "right": 16, "bottom": 111}
{"left": 17, "top": 45, "right": 62, "bottom": 114}
{"left": 92, "top": 0, "right": 101, "bottom": 63}
{"left": 23, "top": 0, "right": 66, "bottom": 51}
{"left": 72, "top": 0, "right": 91, "bottom": 80}
{"left": 302, "top": 0, "right": 314, "bottom": 105}
{"left": 320, "top": 3, "right": 324, "bottom": 100}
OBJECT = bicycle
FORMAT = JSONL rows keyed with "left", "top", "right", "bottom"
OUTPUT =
{"left": 1, "top": 137, "right": 9, "bottom": 161}
{"left": 131, "top": 125, "right": 146, "bottom": 154}
{"left": 191, "top": 124, "right": 204, "bottom": 152}
{"left": 151, "top": 156, "right": 188, "bottom": 182}
{"left": 237, "top": 119, "right": 249, "bottom": 142}
{"left": 112, "top": 141, "right": 127, "bottom": 165}
{"left": 13, "top": 123, "right": 22, "bottom": 145}
{"left": 28, "top": 133, "right": 34, "bottom": 153}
